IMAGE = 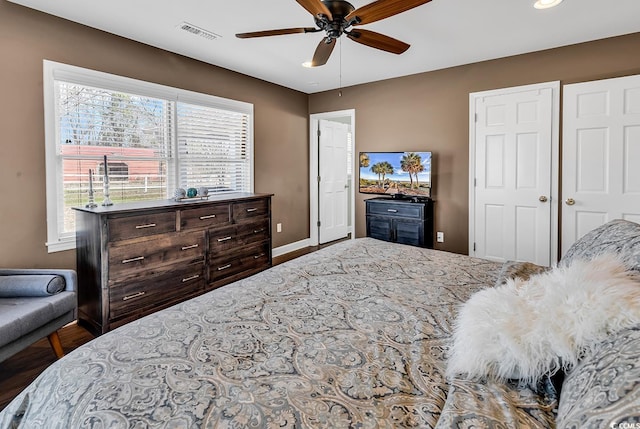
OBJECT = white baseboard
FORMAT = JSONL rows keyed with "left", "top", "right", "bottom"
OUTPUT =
{"left": 272, "top": 238, "right": 311, "bottom": 258}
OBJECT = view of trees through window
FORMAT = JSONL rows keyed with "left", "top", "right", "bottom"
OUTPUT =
{"left": 55, "top": 82, "right": 251, "bottom": 237}
{"left": 57, "top": 83, "right": 171, "bottom": 234}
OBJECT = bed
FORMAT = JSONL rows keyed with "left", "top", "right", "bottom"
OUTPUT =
{"left": 2, "top": 220, "right": 640, "bottom": 428}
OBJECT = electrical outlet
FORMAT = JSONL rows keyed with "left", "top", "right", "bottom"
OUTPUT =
{"left": 276, "top": 223, "right": 282, "bottom": 233}
{"left": 436, "top": 231, "right": 444, "bottom": 243}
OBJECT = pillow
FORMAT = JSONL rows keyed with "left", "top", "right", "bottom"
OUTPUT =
{"left": 560, "top": 219, "right": 640, "bottom": 271}
{"left": 446, "top": 254, "right": 640, "bottom": 383}
{"left": 0, "top": 275, "right": 66, "bottom": 297}
{"left": 556, "top": 326, "right": 640, "bottom": 429}
{"left": 494, "top": 260, "right": 549, "bottom": 287}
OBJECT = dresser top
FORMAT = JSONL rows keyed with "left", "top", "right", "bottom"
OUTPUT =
{"left": 73, "top": 192, "right": 273, "bottom": 215}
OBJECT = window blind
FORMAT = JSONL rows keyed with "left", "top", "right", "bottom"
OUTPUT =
{"left": 176, "top": 102, "right": 251, "bottom": 193}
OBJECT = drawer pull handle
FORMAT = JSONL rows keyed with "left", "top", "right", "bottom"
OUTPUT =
{"left": 246, "top": 208, "right": 258, "bottom": 213}
{"left": 199, "top": 214, "right": 217, "bottom": 220}
{"left": 182, "top": 274, "right": 200, "bottom": 282}
{"left": 181, "top": 244, "right": 199, "bottom": 251}
{"left": 253, "top": 253, "right": 265, "bottom": 259}
{"left": 217, "top": 236, "right": 232, "bottom": 242}
{"left": 387, "top": 209, "right": 398, "bottom": 213}
{"left": 135, "top": 223, "right": 157, "bottom": 229}
{"left": 123, "top": 291, "right": 146, "bottom": 301}
{"left": 253, "top": 228, "right": 265, "bottom": 234}
{"left": 217, "top": 264, "right": 232, "bottom": 271}
{"left": 122, "top": 256, "right": 145, "bottom": 264}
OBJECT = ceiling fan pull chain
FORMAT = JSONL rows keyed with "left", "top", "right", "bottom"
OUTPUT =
{"left": 339, "top": 37, "right": 343, "bottom": 97}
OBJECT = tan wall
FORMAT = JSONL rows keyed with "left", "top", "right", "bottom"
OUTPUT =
{"left": 0, "top": 1, "right": 309, "bottom": 269}
{"left": 309, "top": 32, "right": 640, "bottom": 255}
{"left": 2, "top": 0, "right": 640, "bottom": 268}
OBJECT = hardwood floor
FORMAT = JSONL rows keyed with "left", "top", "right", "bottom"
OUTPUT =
{"left": 0, "top": 238, "right": 347, "bottom": 412}
{"left": 0, "top": 322, "right": 94, "bottom": 411}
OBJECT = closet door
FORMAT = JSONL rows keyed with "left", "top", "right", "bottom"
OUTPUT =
{"left": 562, "top": 74, "right": 640, "bottom": 255}
{"left": 470, "top": 82, "right": 559, "bottom": 266}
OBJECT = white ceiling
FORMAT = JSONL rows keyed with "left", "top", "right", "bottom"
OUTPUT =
{"left": 8, "top": 0, "right": 640, "bottom": 94}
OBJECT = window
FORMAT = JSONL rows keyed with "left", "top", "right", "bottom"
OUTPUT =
{"left": 44, "top": 61, "right": 254, "bottom": 252}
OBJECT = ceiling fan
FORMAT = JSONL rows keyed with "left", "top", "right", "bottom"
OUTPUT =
{"left": 236, "top": 0, "right": 432, "bottom": 67}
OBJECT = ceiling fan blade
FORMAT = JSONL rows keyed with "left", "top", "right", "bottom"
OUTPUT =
{"left": 347, "top": 29, "right": 410, "bottom": 54}
{"left": 346, "top": 0, "right": 432, "bottom": 26}
{"left": 296, "top": 0, "right": 333, "bottom": 20}
{"left": 236, "top": 27, "right": 319, "bottom": 39}
{"left": 311, "top": 38, "right": 336, "bottom": 67}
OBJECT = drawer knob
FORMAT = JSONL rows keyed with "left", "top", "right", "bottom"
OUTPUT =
{"left": 246, "top": 208, "right": 258, "bottom": 213}
{"left": 253, "top": 228, "right": 265, "bottom": 234}
{"left": 123, "top": 291, "right": 146, "bottom": 301}
{"left": 253, "top": 253, "right": 265, "bottom": 259}
{"left": 217, "top": 264, "right": 232, "bottom": 271}
{"left": 135, "top": 223, "right": 157, "bottom": 229}
{"left": 217, "top": 236, "right": 233, "bottom": 242}
{"left": 182, "top": 274, "right": 200, "bottom": 283}
{"left": 199, "top": 214, "right": 217, "bottom": 220}
{"left": 387, "top": 209, "right": 398, "bottom": 213}
{"left": 181, "top": 244, "right": 199, "bottom": 251}
{"left": 122, "top": 256, "right": 145, "bottom": 264}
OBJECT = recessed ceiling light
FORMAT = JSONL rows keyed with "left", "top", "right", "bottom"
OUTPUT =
{"left": 534, "top": 0, "right": 563, "bottom": 9}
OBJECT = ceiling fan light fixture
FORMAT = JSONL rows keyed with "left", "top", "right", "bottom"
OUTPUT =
{"left": 534, "top": 0, "right": 563, "bottom": 9}
{"left": 302, "top": 61, "right": 314, "bottom": 68}
{"left": 237, "top": 0, "right": 432, "bottom": 67}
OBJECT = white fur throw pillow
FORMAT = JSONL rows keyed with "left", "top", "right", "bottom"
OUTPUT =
{"left": 446, "top": 254, "right": 640, "bottom": 382}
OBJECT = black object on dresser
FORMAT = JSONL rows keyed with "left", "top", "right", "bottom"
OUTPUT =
{"left": 365, "top": 197, "right": 434, "bottom": 248}
{"left": 73, "top": 193, "right": 272, "bottom": 335}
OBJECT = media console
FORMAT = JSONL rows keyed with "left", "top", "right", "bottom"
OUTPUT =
{"left": 365, "top": 197, "right": 434, "bottom": 248}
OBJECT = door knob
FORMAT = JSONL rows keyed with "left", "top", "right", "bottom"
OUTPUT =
{"left": 566, "top": 198, "right": 576, "bottom": 206}
{"left": 539, "top": 196, "right": 548, "bottom": 203}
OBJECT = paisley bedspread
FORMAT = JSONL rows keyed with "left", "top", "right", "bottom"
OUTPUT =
{"left": 0, "top": 238, "right": 558, "bottom": 428}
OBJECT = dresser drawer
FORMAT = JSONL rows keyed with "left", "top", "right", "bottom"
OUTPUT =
{"left": 236, "top": 218, "right": 270, "bottom": 245}
{"left": 233, "top": 199, "right": 269, "bottom": 222}
{"left": 209, "top": 219, "right": 270, "bottom": 254}
{"left": 108, "top": 231, "right": 205, "bottom": 280}
{"left": 109, "top": 263, "right": 205, "bottom": 320}
{"left": 366, "top": 201, "right": 423, "bottom": 219}
{"left": 108, "top": 211, "right": 176, "bottom": 241}
{"left": 239, "top": 244, "right": 270, "bottom": 270}
{"left": 180, "top": 204, "right": 230, "bottom": 231}
{"left": 209, "top": 242, "right": 270, "bottom": 282}
{"left": 209, "top": 225, "right": 239, "bottom": 253}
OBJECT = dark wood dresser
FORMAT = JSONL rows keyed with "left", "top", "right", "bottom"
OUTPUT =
{"left": 74, "top": 193, "right": 272, "bottom": 335}
{"left": 365, "top": 197, "right": 434, "bottom": 248}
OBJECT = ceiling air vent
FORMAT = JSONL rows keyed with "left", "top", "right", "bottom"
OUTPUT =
{"left": 178, "top": 22, "right": 221, "bottom": 41}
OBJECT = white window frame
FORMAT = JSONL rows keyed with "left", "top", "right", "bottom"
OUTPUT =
{"left": 43, "top": 60, "right": 254, "bottom": 252}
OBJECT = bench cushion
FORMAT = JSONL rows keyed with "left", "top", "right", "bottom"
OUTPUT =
{"left": 0, "top": 291, "right": 76, "bottom": 348}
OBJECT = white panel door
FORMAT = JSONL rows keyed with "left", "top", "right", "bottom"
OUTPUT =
{"left": 319, "top": 120, "right": 349, "bottom": 244}
{"left": 473, "top": 84, "right": 555, "bottom": 265}
{"left": 562, "top": 74, "right": 640, "bottom": 255}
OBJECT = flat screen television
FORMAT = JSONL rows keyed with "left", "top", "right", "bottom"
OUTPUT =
{"left": 359, "top": 151, "right": 432, "bottom": 197}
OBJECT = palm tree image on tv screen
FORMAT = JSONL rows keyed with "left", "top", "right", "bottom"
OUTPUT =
{"left": 359, "top": 152, "right": 432, "bottom": 197}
